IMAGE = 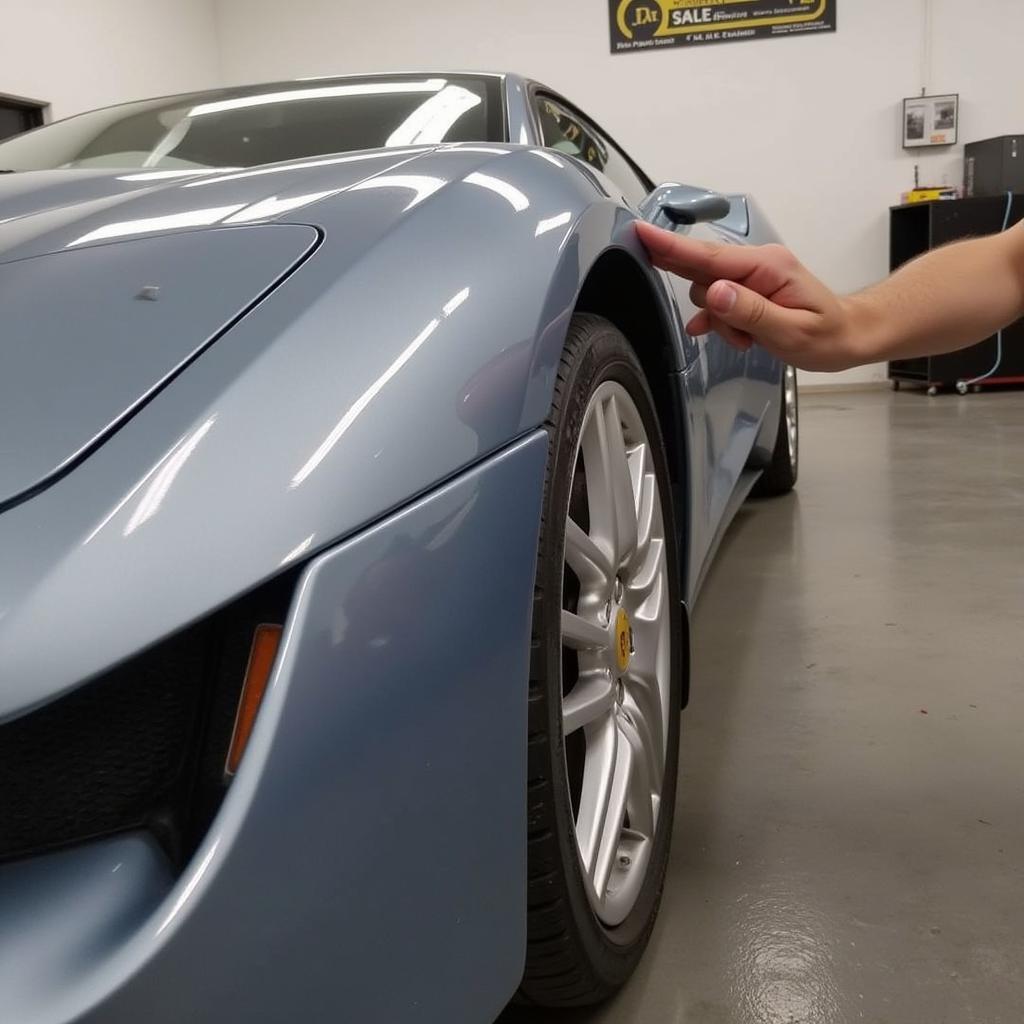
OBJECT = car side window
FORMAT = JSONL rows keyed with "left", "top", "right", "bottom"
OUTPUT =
{"left": 536, "top": 97, "right": 650, "bottom": 208}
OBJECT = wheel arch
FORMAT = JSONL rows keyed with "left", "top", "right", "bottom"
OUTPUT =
{"left": 573, "top": 247, "right": 692, "bottom": 707}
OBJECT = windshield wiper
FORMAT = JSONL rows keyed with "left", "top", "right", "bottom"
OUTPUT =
{"left": 0, "top": 170, "right": 16, "bottom": 174}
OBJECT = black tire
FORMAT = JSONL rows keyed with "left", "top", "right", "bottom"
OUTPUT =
{"left": 517, "top": 314, "right": 683, "bottom": 1007}
{"left": 752, "top": 364, "right": 799, "bottom": 497}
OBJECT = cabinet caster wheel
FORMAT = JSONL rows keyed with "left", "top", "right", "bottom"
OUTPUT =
{"left": 956, "top": 381, "right": 969, "bottom": 395}
{"left": 892, "top": 379, "right": 901, "bottom": 391}
{"left": 927, "top": 386, "right": 939, "bottom": 397}
{"left": 972, "top": 384, "right": 983, "bottom": 394}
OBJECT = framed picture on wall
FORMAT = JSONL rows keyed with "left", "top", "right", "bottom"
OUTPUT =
{"left": 903, "top": 94, "right": 958, "bottom": 148}
{"left": 0, "top": 92, "right": 47, "bottom": 143}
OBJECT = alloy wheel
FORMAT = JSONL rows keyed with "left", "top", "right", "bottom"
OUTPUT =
{"left": 559, "top": 382, "right": 672, "bottom": 928}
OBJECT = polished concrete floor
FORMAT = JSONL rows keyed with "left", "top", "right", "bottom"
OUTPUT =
{"left": 502, "top": 389, "right": 1024, "bottom": 1024}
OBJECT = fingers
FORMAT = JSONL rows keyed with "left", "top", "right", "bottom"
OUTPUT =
{"left": 710, "top": 317, "right": 754, "bottom": 352}
{"left": 638, "top": 220, "right": 848, "bottom": 368}
{"left": 703, "top": 280, "right": 797, "bottom": 345}
{"left": 687, "top": 282, "right": 752, "bottom": 350}
{"left": 686, "top": 278, "right": 811, "bottom": 354}
{"left": 686, "top": 310, "right": 752, "bottom": 350}
{"left": 637, "top": 220, "right": 821, "bottom": 356}
{"left": 635, "top": 220, "right": 772, "bottom": 287}
{"left": 685, "top": 309, "right": 712, "bottom": 336}
{"left": 685, "top": 308, "right": 753, "bottom": 352}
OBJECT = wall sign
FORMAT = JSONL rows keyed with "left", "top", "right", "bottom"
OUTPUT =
{"left": 609, "top": 0, "right": 837, "bottom": 54}
{"left": 902, "top": 94, "right": 959, "bottom": 149}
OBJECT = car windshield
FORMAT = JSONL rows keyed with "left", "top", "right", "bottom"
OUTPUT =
{"left": 0, "top": 75, "right": 505, "bottom": 172}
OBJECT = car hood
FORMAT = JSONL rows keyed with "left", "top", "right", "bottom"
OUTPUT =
{"left": 0, "top": 141, "right": 616, "bottom": 713}
{"left": 0, "top": 148, "right": 434, "bottom": 264}
{"left": 0, "top": 149, "right": 437, "bottom": 511}
{"left": 0, "top": 224, "right": 320, "bottom": 511}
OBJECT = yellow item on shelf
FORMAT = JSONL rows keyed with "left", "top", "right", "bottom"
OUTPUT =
{"left": 904, "top": 187, "right": 960, "bottom": 204}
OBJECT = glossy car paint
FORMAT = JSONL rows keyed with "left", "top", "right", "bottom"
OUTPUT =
{"left": 0, "top": 73, "right": 785, "bottom": 1022}
{"left": 1, "top": 225, "right": 318, "bottom": 509}
{"left": 662, "top": 191, "right": 784, "bottom": 591}
{"left": 2, "top": 435, "right": 546, "bottom": 1024}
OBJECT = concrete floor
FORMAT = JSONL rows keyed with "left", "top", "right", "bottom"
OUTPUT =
{"left": 503, "top": 389, "right": 1024, "bottom": 1024}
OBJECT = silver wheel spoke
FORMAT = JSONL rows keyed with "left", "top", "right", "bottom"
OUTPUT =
{"left": 626, "top": 537, "right": 663, "bottom": 610}
{"left": 580, "top": 403, "right": 617, "bottom": 566}
{"left": 564, "top": 517, "right": 613, "bottom": 588}
{"left": 630, "top": 456, "right": 656, "bottom": 575}
{"left": 624, "top": 671, "right": 665, "bottom": 783}
{"left": 627, "top": 441, "right": 647, "bottom": 513}
{"left": 561, "top": 609, "right": 608, "bottom": 651}
{"left": 631, "top": 552, "right": 666, "bottom": 622}
{"left": 591, "top": 724, "right": 633, "bottom": 898}
{"left": 628, "top": 617, "right": 664, "bottom": 688}
{"left": 618, "top": 713, "right": 655, "bottom": 840}
{"left": 575, "top": 716, "right": 618, "bottom": 873}
{"left": 562, "top": 671, "right": 616, "bottom": 735}
{"left": 604, "top": 395, "right": 639, "bottom": 569}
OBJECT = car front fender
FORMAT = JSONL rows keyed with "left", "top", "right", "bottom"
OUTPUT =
{"left": 0, "top": 146, "right": 677, "bottom": 714}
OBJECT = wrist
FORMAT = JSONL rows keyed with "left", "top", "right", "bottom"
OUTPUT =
{"left": 837, "top": 293, "right": 887, "bottom": 369}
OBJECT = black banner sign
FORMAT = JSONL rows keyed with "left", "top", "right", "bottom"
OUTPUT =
{"left": 609, "top": 0, "right": 837, "bottom": 54}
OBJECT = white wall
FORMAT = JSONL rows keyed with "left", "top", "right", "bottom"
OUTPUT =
{"left": 8, "top": 1, "right": 1020, "bottom": 387}
{"left": 212, "top": 0, "right": 1024, "bottom": 388}
{"left": 0, "top": 0, "right": 221, "bottom": 121}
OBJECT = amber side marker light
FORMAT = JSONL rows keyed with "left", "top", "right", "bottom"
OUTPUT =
{"left": 226, "top": 624, "right": 283, "bottom": 775}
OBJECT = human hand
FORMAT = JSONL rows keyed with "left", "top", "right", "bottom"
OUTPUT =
{"left": 635, "top": 221, "right": 864, "bottom": 372}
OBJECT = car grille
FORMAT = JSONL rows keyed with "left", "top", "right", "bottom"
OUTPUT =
{"left": 0, "top": 570, "right": 298, "bottom": 866}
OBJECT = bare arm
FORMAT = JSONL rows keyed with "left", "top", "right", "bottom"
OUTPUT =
{"left": 844, "top": 225, "right": 1024, "bottom": 363}
{"left": 635, "top": 220, "right": 1024, "bottom": 372}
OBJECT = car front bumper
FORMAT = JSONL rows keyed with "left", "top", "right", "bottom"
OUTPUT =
{"left": 0, "top": 432, "right": 547, "bottom": 1024}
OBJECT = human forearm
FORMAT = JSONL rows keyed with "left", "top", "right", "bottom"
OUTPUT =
{"left": 841, "top": 224, "right": 1024, "bottom": 364}
{"left": 636, "top": 219, "right": 1024, "bottom": 372}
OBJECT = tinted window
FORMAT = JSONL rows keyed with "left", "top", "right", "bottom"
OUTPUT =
{"left": 0, "top": 75, "right": 505, "bottom": 171}
{"left": 536, "top": 97, "right": 650, "bottom": 207}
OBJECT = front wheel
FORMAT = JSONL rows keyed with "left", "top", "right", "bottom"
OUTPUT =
{"left": 518, "top": 315, "right": 683, "bottom": 1007}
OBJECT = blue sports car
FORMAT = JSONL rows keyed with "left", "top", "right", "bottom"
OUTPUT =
{"left": 0, "top": 72, "right": 797, "bottom": 1022}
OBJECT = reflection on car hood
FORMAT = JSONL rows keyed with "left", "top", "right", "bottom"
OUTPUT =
{"left": 0, "top": 224, "right": 319, "bottom": 511}
{"left": 0, "top": 147, "right": 436, "bottom": 263}
{"left": 0, "top": 147, "right": 458, "bottom": 511}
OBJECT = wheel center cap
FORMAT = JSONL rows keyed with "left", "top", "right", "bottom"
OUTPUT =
{"left": 614, "top": 608, "right": 633, "bottom": 673}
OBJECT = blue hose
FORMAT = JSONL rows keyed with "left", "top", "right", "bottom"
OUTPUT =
{"left": 960, "top": 190, "right": 1016, "bottom": 390}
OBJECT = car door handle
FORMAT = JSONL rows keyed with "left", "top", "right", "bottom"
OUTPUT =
{"left": 639, "top": 184, "right": 732, "bottom": 229}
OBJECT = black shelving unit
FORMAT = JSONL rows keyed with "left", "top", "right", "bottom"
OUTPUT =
{"left": 889, "top": 196, "right": 1024, "bottom": 394}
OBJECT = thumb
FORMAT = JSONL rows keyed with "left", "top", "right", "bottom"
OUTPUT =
{"left": 706, "top": 280, "right": 792, "bottom": 344}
